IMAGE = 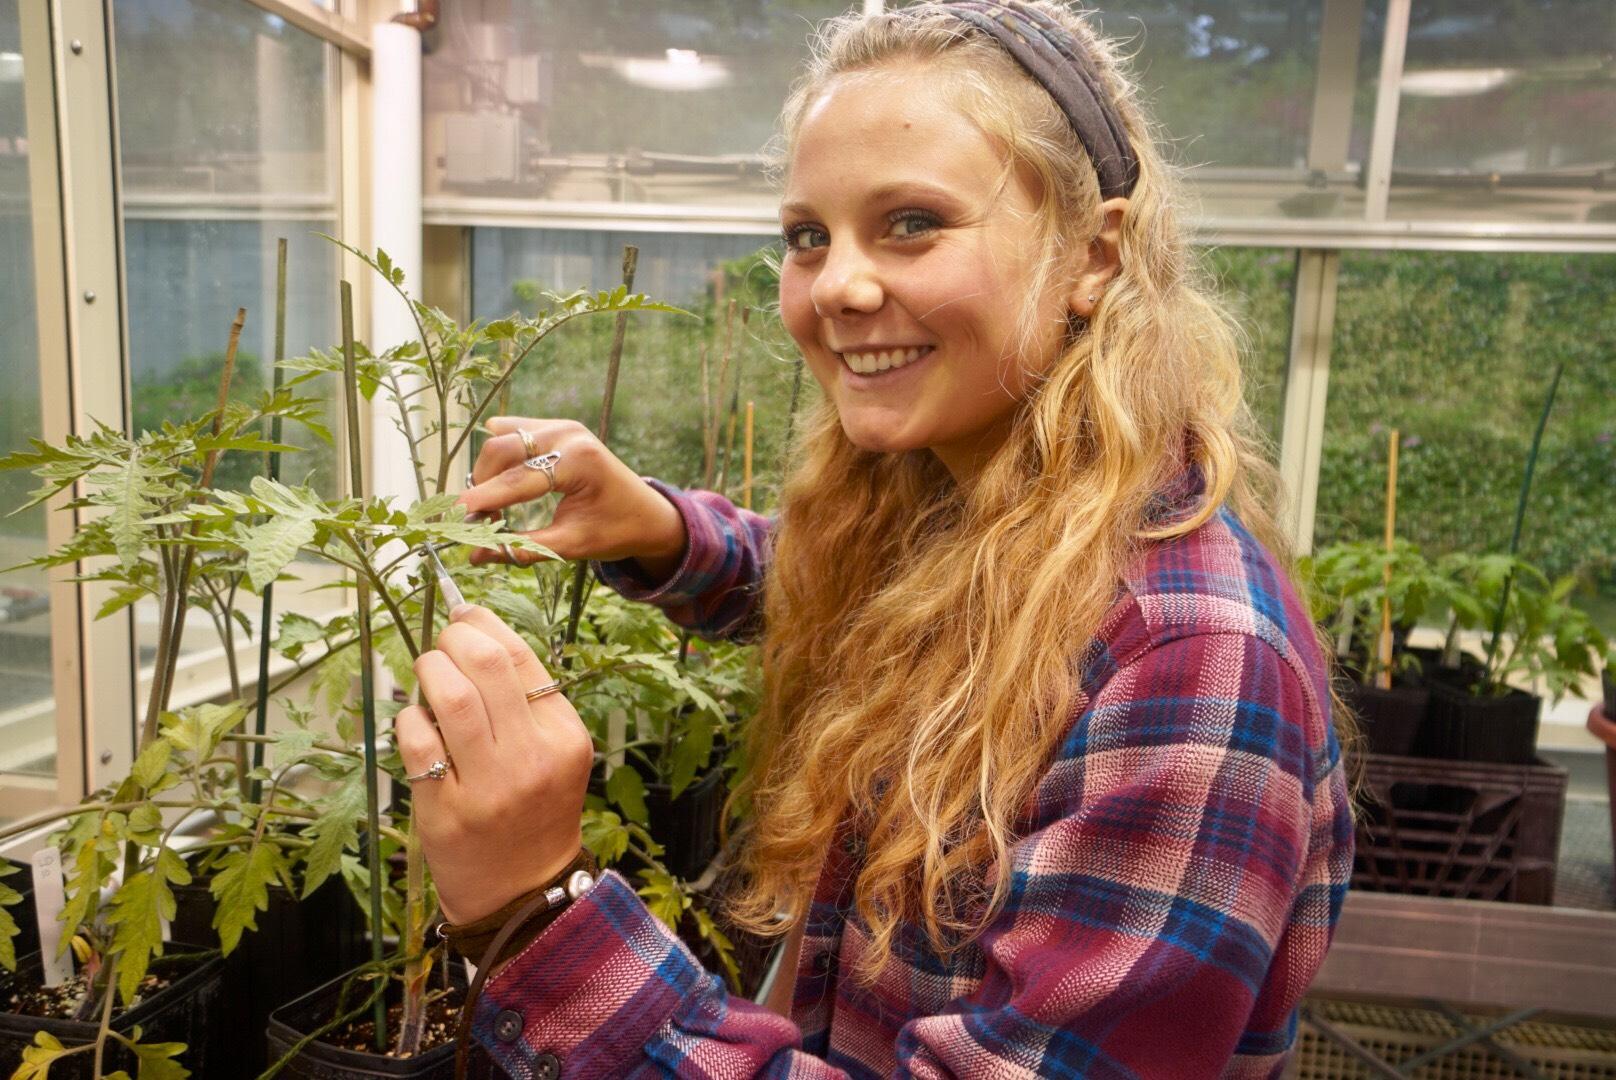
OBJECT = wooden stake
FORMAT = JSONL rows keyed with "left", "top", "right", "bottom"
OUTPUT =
{"left": 742, "top": 401, "right": 755, "bottom": 510}
{"left": 1377, "top": 428, "right": 1399, "bottom": 691}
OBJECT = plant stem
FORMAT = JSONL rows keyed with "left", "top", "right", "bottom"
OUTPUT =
{"left": 1484, "top": 361, "right": 1564, "bottom": 686}
{"left": 341, "top": 280, "right": 389, "bottom": 1050}
{"left": 254, "top": 237, "right": 290, "bottom": 804}
{"left": 396, "top": 817, "right": 429, "bottom": 1056}
{"left": 565, "top": 246, "right": 638, "bottom": 650}
{"left": 91, "top": 953, "right": 117, "bottom": 1077}
{"left": 152, "top": 308, "right": 246, "bottom": 744}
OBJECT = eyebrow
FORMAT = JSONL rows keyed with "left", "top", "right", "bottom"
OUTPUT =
{"left": 780, "top": 180, "right": 971, "bottom": 220}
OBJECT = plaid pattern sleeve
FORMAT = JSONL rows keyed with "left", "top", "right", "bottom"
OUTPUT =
{"left": 477, "top": 507, "right": 1352, "bottom": 1078}
{"left": 592, "top": 479, "right": 771, "bottom": 643}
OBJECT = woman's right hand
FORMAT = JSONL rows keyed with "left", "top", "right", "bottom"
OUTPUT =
{"left": 460, "top": 416, "right": 687, "bottom": 578}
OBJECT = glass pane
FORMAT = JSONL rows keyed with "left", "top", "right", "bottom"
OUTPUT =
{"left": 424, "top": 0, "right": 850, "bottom": 209}
{"left": 1388, "top": 0, "right": 1616, "bottom": 225}
{"left": 1316, "top": 251, "right": 1616, "bottom": 661}
{"left": 114, "top": 0, "right": 344, "bottom": 679}
{"left": 1201, "top": 246, "right": 1296, "bottom": 447}
{"left": 472, "top": 228, "right": 807, "bottom": 501}
{"left": 0, "top": 0, "right": 57, "bottom": 783}
{"left": 1103, "top": 0, "right": 1382, "bottom": 220}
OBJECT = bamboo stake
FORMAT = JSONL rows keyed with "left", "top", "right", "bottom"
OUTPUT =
{"left": 1377, "top": 428, "right": 1399, "bottom": 691}
{"left": 742, "top": 401, "right": 755, "bottom": 511}
{"left": 251, "top": 239, "right": 289, "bottom": 804}
{"left": 565, "top": 246, "right": 638, "bottom": 650}
{"left": 341, "top": 280, "right": 388, "bottom": 1049}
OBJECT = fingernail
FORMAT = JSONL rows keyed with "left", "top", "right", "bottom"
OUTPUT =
{"left": 449, "top": 603, "right": 473, "bottom": 620}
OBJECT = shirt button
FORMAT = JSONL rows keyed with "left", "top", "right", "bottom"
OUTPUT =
{"left": 841, "top": 834, "right": 863, "bottom": 859}
{"left": 811, "top": 951, "right": 834, "bottom": 975}
{"left": 533, "top": 1052, "right": 562, "bottom": 1079}
{"left": 493, "top": 1008, "right": 524, "bottom": 1043}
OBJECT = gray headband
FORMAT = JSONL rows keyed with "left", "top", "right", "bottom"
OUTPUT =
{"left": 942, "top": 1, "right": 1139, "bottom": 199}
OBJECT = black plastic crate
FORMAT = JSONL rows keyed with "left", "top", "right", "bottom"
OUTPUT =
{"left": 1352, "top": 752, "right": 1568, "bottom": 904}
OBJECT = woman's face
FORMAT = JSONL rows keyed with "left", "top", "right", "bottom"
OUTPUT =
{"left": 778, "top": 66, "right": 1069, "bottom": 478}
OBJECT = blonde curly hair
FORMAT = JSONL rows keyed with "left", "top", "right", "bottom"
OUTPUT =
{"left": 723, "top": 1, "right": 1341, "bottom": 984}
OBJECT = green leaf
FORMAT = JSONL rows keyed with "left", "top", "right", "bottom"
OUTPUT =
{"left": 161, "top": 702, "right": 247, "bottom": 761}
{"left": 605, "top": 764, "right": 649, "bottom": 826}
{"left": 108, "top": 864, "right": 180, "bottom": 1003}
{"left": 243, "top": 514, "right": 317, "bottom": 591}
{"left": 636, "top": 869, "right": 689, "bottom": 932}
{"left": 14, "top": 1030, "right": 83, "bottom": 1079}
{"left": 131, "top": 738, "right": 174, "bottom": 791}
{"left": 210, "top": 842, "right": 288, "bottom": 955}
{"left": 270, "top": 728, "right": 319, "bottom": 769}
{"left": 272, "top": 611, "right": 329, "bottom": 660}
{"left": 580, "top": 808, "right": 630, "bottom": 866}
{"left": 126, "top": 1035, "right": 191, "bottom": 1080}
{"left": 0, "top": 895, "right": 19, "bottom": 972}
{"left": 300, "top": 764, "right": 365, "bottom": 897}
{"left": 693, "top": 907, "right": 741, "bottom": 991}
{"left": 109, "top": 450, "right": 153, "bottom": 570}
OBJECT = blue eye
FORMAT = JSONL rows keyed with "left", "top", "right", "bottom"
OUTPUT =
{"left": 782, "top": 224, "right": 828, "bottom": 252}
{"left": 889, "top": 210, "right": 941, "bottom": 238}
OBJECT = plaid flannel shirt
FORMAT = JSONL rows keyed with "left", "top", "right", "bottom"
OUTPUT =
{"left": 474, "top": 477, "right": 1353, "bottom": 1079}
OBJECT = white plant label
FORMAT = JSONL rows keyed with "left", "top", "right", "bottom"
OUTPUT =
{"left": 30, "top": 847, "right": 73, "bottom": 987}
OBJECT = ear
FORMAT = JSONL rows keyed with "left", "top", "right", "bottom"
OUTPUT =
{"left": 1066, "top": 197, "right": 1130, "bottom": 319}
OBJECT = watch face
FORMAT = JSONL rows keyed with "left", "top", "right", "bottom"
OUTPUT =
{"left": 566, "top": 870, "right": 596, "bottom": 901}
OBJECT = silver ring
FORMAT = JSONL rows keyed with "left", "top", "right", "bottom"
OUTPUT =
{"left": 522, "top": 450, "right": 562, "bottom": 493}
{"left": 525, "top": 680, "right": 562, "bottom": 702}
{"left": 499, "top": 541, "right": 517, "bottom": 564}
{"left": 403, "top": 757, "right": 452, "bottom": 783}
{"left": 518, "top": 428, "right": 538, "bottom": 459}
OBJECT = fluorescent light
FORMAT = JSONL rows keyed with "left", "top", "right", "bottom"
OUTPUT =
{"left": 0, "top": 51, "right": 21, "bottom": 85}
{"left": 1401, "top": 68, "right": 1517, "bottom": 97}
{"left": 579, "top": 49, "right": 732, "bottom": 92}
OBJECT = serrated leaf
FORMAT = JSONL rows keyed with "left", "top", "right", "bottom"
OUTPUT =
{"left": 108, "top": 869, "right": 176, "bottom": 1003}
{"left": 127, "top": 804, "right": 164, "bottom": 846}
{"left": 161, "top": 702, "right": 246, "bottom": 761}
{"left": 14, "top": 1030, "right": 75, "bottom": 1079}
{"left": 210, "top": 842, "right": 287, "bottom": 955}
{"left": 131, "top": 738, "right": 174, "bottom": 791}
{"left": 580, "top": 808, "right": 630, "bottom": 866}
{"left": 0, "top": 900, "right": 18, "bottom": 972}
{"left": 270, "top": 728, "right": 319, "bottom": 769}
{"left": 273, "top": 611, "right": 329, "bottom": 659}
{"left": 605, "top": 764, "right": 649, "bottom": 826}
{"left": 300, "top": 765, "right": 365, "bottom": 896}
{"left": 636, "top": 869, "right": 689, "bottom": 931}
{"left": 242, "top": 514, "right": 317, "bottom": 591}
{"left": 127, "top": 1036, "right": 191, "bottom": 1080}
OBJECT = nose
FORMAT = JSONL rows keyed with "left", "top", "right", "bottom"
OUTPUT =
{"left": 810, "top": 241, "right": 884, "bottom": 319}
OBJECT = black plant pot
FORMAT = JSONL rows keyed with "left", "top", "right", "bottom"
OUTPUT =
{"left": 264, "top": 962, "right": 495, "bottom": 1079}
{"left": 1342, "top": 680, "right": 1429, "bottom": 758}
{"left": 171, "top": 865, "right": 366, "bottom": 1079}
{"left": 1409, "top": 646, "right": 1486, "bottom": 692}
{"left": 0, "top": 945, "right": 224, "bottom": 1078}
{"left": 1422, "top": 680, "right": 1542, "bottom": 764}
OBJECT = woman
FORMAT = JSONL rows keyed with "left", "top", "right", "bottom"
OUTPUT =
{"left": 396, "top": 2, "right": 1355, "bottom": 1076}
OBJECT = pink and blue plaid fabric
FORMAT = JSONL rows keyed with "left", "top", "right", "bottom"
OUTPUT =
{"left": 475, "top": 478, "right": 1353, "bottom": 1078}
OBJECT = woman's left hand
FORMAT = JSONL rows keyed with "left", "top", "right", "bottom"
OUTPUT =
{"left": 394, "top": 604, "right": 595, "bottom": 924}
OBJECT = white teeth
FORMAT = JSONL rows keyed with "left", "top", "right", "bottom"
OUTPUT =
{"left": 841, "top": 346, "right": 928, "bottom": 375}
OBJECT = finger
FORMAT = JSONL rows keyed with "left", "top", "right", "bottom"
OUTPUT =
{"left": 435, "top": 620, "right": 533, "bottom": 749}
{"left": 394, "top": 704, "right": 456, "bottom": 789}
{"left": 460, "top": 449, "right": 574, "bottom": 519}
{"left": 473, "top": 417, "right": 581, "bottom": 483}
{"left": 445, "top": 604, "right": 555, "bottom": 710}
{"left": 414, "top": 649, "right": 496, "bottom": 771}
{"left": 467, "top": 521, "right": 578, "bottom": 566}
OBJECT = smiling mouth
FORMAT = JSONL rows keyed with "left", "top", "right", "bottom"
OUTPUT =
{"left": 837, "top": 345, "right": 935, "bottom": 375}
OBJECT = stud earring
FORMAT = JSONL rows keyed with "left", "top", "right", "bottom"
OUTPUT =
{"left": 1087, "top": 294, "right": 1098, "bottom": 303}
